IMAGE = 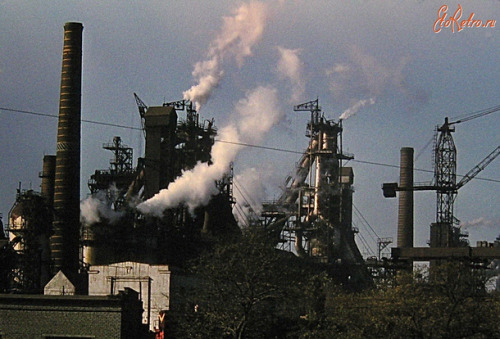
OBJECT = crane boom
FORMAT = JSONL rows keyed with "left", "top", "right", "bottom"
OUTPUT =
{"left": 384, "top": 145, "right": 500, "bottom": 196}
{"left": 456, "top": 146, "right": 500, "bottom": 190}
{"left": 293, "top": 98, "right": 320, "bottom": 112}
{"left": 450, "top": 104, "right": 500, "bottom": 125}
{"left": 294, "top": 98, "right": 321, "bottom": 131}
{"left": 133, "top": 93, "right": 148, "bottom": 138}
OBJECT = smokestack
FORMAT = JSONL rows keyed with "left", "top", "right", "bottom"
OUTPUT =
{"left": 397, "top": 147, "right": 414, "bottom": 248}
{"left": 40, "top": 155, "right": 56, "bottom": 208}
{"left": 50, "top": 22, "right": 83, "bottom": 278}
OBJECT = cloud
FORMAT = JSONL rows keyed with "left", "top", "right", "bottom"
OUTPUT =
{"left": 235, "top": 85, "right": 282, "bottom": 143}
{"left": 183, "top": 1, "right": 269, "bottom": 110}
{"left": 325, "top": 46, "right": 429, "bottom": 107}
{"left": 276, "top": 46, "right": 305, "bottom": 103}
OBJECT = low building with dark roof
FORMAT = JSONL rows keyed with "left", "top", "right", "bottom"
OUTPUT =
{"left": 0, "top": 288, "right": 150, "bottom": 339}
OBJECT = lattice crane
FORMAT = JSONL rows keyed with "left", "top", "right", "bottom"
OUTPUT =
{"left": 383, "top": 104, "right": 500, "bottom": 247}
{"left": 433, "top": 105, "right": 500, "bottom": 226}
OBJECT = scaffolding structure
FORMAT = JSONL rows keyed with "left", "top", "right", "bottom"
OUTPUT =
{"left": 6, "top": 189, "right": 52, "bottom": 292}
{"left": 258, "top": 100, "right": 369, "bottom": 285}
{"left": 87, "top": 136, "right": 136, "bottom": 209}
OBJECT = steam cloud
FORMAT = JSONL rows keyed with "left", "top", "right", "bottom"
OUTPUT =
{"left": 234, "top": 167, "right": 270, "bottom": 225}
{"left": 138, "top": 85, "right": 283, "bottom": 217}
{"left": 460, "top": 217, "right": 497, "bottom": 229}
{"left": 183, "top": 1, "right": 269, "bottom": 110}
{"left": 80, "top": 189, "right": 124, "bottom": 226}
{"left": 276, "top": 46, "right": 305, "bottom": 103}
{"left": 339, "top": 98, "right": 376, "bottom": 120}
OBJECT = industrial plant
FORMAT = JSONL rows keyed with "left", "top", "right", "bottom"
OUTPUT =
{"left": 1, "top": 22, "right": 499, "bottom": 339}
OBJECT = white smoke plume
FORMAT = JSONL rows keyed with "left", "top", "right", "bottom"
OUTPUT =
{"left": 233, "top": 167, "right": 270, "bottom": 224}
{"left": 460, "top": 217, "right": 498, "bottom": 229}
{"left": 138, "top": 85, "right": 283, "bottom": 217}
{"left": 276, "top": 46, "right": 305, "bottom": 103}
{"left": 137, "top": 126, "right": 241, "bottom": 216}
{"left": 183, "top": 1, "right": 269, "bottom": 110}
{"left": 80, "top": 190, "right": 124, "bottom": 226}
{"left": 339, "top": 97, "right": 376, "bottom": 120}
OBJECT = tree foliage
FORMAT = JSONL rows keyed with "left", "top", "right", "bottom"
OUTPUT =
{"left": 170, "top": 231, "right": 500, "bottom": 338}
{"left": 174, "top": 229, "right": 313, "bottom": 338}
{"left": 305, "top": 262, "right": 500, "bottom": 339}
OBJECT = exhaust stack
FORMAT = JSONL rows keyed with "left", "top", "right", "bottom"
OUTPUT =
{"left": 397, "top": 147, "right": 414, "bottom": 248}
{"left": 50, "top": 22, "right": 83, "bottom": 278}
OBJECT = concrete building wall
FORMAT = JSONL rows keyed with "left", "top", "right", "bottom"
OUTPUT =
{"left": 88, "top": 261, "right": 172, "bottom": 330}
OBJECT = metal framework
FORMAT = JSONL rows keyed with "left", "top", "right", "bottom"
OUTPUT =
{"left": 261, "top": 100, "right": 363, "bottom": 268}
{"left": 104, "top": 136, "right": 134, "bottom": 174}
{"left": 434, "top": 117, "right": 457, "bottom": 225}
{"left": 383, "top": 106, "right": 500, "bottom": 256}
{"left": 134, "top": 93, "right": 148, "bottom": 138}
{"left": 377, "top": 237, "right": 393, "bottom": 260}
{"left": 88, "top": 136, "right": 136, "bottom": 206}
{"left": 6, "top": 190, "right": 52, "bottom": 292}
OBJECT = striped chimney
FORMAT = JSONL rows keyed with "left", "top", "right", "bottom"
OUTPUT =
{"left": 50, "top": 22, "right": 83, "bottom": 278}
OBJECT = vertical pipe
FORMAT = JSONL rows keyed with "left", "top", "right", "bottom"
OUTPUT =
{"left": 294, "top": 189, "right": 307, "bottom": 257}
{"left": 147, "top": 277, "right": 152, "bottom": 330}
{"left": 51, "top": 22, "right": 83, "bottom": 278}
{"left": 313, "top": 133, "right": 322, "bottom": 215}
{"left": 397, "top": 147, "right": 414, "bottom": 248}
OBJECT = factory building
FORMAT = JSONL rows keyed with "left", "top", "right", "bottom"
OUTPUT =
{"left": 88, "top": 262, "right": 196, "bottom": 331}
{"left": 1, "top": 22, "right": 239, "bottom": 334}
{"left": 2, "top": 19, "right": 498, "bottom": 338}
{"left": 81, "top": 99, "right": 238, "bottom": 268}
{"left": 0, "top": 288, "right": 147, "bottom": 339}
{"left": 80, "top": 98, "right": 237, "bottom": 329}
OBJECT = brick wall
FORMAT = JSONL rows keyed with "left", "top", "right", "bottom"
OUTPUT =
{"left": 0, "top": 292, "right": 147, "bottom": 339}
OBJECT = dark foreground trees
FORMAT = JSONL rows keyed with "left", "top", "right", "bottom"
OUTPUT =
{"left": 171, "top": 229, "right": 500, "bottom": 338}
{"left": 172, "top": 229, "right": 313, "bottom": 338}
{"left": 303, "top": 263, "right": 500, "bottom": 339}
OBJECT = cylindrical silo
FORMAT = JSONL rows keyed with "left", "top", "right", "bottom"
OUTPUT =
{"left": 50, "top": 22, "right": 83, "bottom": 278}
{"left": 397, "top": 147, "right": 414, "bottom": 248}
